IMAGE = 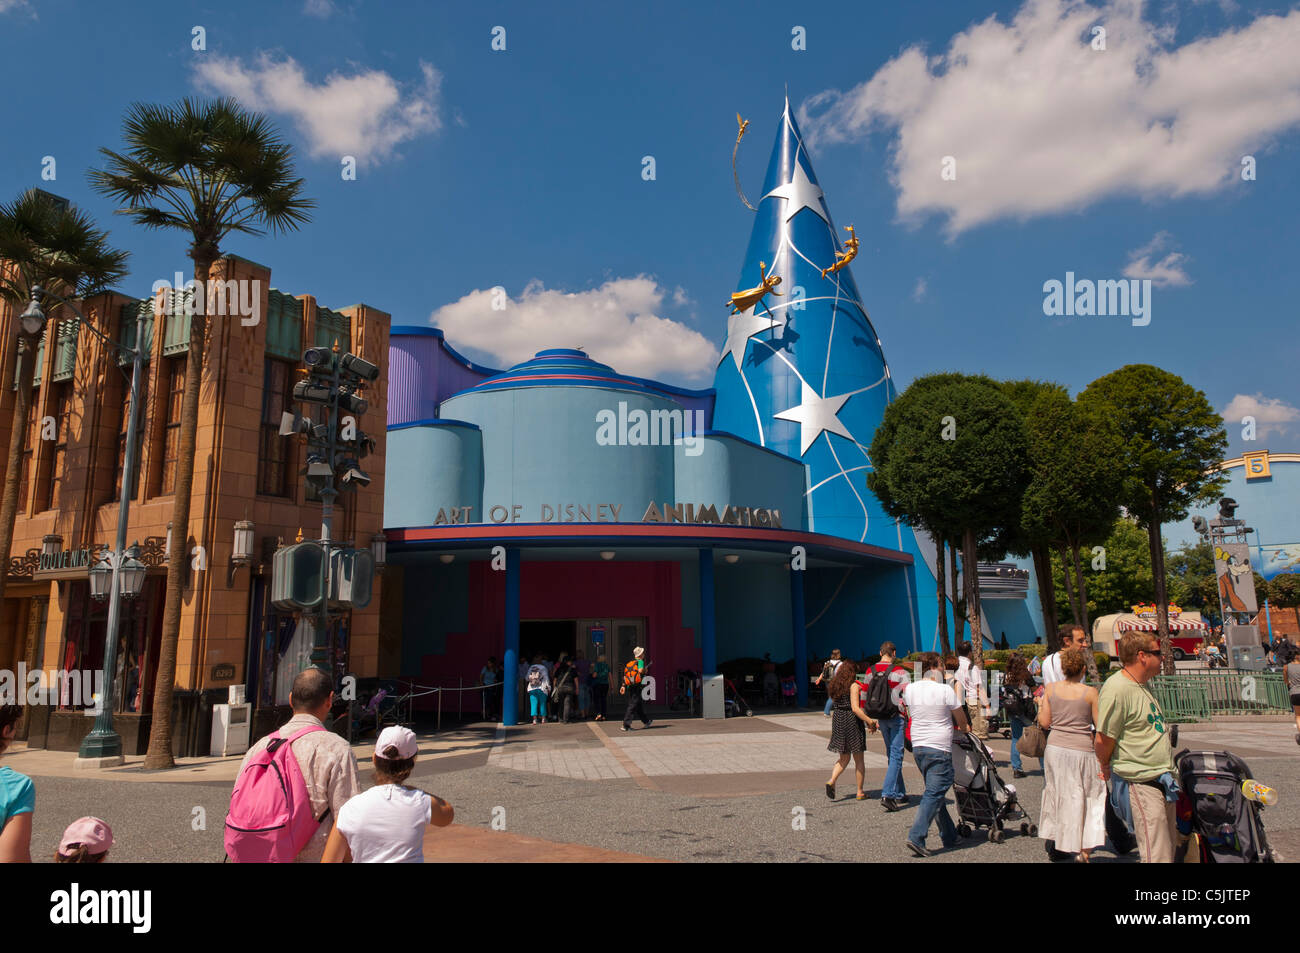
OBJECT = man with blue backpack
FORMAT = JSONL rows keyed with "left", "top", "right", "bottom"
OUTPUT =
{"left": 226, "top": 668, "right": 361, "bottom": 863}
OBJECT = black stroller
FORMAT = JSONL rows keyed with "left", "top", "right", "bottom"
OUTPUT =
{"left": 1175, "top": 749, "right": 1278, "bottom": 862}
{"left": 951, "top": 732, "right": 1036, "bottom": 843}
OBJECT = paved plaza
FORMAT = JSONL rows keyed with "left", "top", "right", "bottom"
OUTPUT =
{"left": 8, "top": 712, "right": 1298, "bottom": 862}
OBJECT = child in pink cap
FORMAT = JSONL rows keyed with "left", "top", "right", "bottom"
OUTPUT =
{"left": 321, "top": 726, "right": 454, "bottom": 863}
{"left": 56, "top": 817, "right": 113, "bottom": 863}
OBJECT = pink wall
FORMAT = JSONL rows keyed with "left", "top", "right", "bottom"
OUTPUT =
{"left": 415, "top": 559, "right": 698, "bottom": 712}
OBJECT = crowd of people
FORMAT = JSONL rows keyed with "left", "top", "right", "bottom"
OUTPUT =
{"left": 504, "top": 646, "right": 653, "bottom": 731}
{"left": 823, "top": 626, "right": 1187, "bottom": 863}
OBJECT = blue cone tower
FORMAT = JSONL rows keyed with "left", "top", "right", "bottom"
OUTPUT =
{"left": 712, "top": 99, "right": 939, "bottom": 650}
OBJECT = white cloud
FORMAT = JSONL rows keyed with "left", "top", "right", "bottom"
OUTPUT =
{"left": 800, "top": 0, "right": 1300, "bottom": 235}
{"left": 429, "top": 278, "right": 719, "bottom": 386}
{"left": 912, "top": 277, "right": 928, "bottom": 302}
{"left": 1220, "top": 394, "right": 1300, "bottom": 441}
{"left": 0, "top": 0, "right": 34, "bottom": 15}
{"left": 193, "top": 54, "right": 441, "bottom": 166}
{"left": 1123, "top": 231, "right": 1191, "bottom": 286}
{"left": 303, "top": 0, "right": 335, "bottom": 16}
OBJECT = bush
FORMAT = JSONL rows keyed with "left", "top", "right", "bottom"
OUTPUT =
{"left": 1094, "top": 652, "right": 1111, "bottom": 673}
{"left": 983, "top": 660, "right": 1006, "bottom": 672}
{"left": 1019, "top": 642, "right": 1050, "bottom": 658}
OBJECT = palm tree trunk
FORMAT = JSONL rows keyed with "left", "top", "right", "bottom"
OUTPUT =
{"left": 948, "top": 538, "right": 964, "bottom": 646}
{"left": 0, "top": 338, "right": 36, "bottom": 619}
{"left": 1147, "top": 506, "right": 1175, "bottom": 675}
{"left": 935, "top": 536, "right": 950, "bottom": 656}
{"left": 1031, "top": 542, "right": 1056, "bottom": 649}
{"left": 144, "top": 260, "right": 212, "bottom": 769}
{"left": 1071, "top": 542, "right": 1100, "bottom": 681}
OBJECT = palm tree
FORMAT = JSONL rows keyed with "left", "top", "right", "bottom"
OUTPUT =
{"left": 91, "top": 98, "right": 314, "bottom": 769}
{"left": 0, "top": 189, "right": 130, "bottom": 633}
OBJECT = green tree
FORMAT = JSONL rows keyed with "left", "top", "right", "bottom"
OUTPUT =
{"left": 91, "top": 99, "right": 313, "bottom": 769}
{"left": 1078, "top": 366, "right": 1229, "bottom": 673}
{"left": 1020, "top": 389, "right": 1123, "bottom": 649}
{"left": 0, "top": 190, "right": 129, "bottom": 636}
{"left": 1267, "top": 573, "right": 1300, "bottom": 633}
{"left": 1052, "top": 518, "right": 1153, "bottom": 621}
{"left": 868, "top": 373, "right": 1026, "bottom": 673}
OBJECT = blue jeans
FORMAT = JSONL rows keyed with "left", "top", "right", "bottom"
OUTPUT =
{"left": 528, "top": 689, "right": 548, "bottom": 718}
{"left": 908, "top": 746, "right": 958, "bottom": 849}
{"left": 1009, "top": 718, "right": 1023, "bottom": 771}
{"left": 879, "top": 715, "right": 907, "bottom": 799}
{"left": 824, "top": 695, "right": 834, "bottom": 715}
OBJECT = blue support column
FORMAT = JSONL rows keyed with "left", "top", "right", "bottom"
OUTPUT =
{"left": 699, "top": 549, "right": 716, "bottom": 676}
{"left": 502, "top": 548, "right": 521, "bottom": 726}
{"left": 791, "top": 566, "right": 808, "bottom": 707}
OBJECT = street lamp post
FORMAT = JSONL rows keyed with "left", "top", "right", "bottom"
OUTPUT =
{"left": 23, "top": 286, "right": 146, "bottom": 767}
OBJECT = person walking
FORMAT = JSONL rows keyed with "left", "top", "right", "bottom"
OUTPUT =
{"left": 620, "top": 647, "right": 653, "bottom": 731}
{"left": 525, "top": 657, "right": 551, "bottom": 725}
{"left": 955, "top": 642, "right": 987, "bottom": 740}
{"left": 591, "top": 653, "right": 611, "bottom": 721}
{"left": 868, "top": 643, "right": 909, "bottom": 810}
{"left": 1286, "top": 648, "right": 1300, "bottom": 746}
{"left": 824, "top": 661, "right": 879, "bottom": 800}
{"left": 478, "top": 656, "right": 500, "bottom": 722}
{"left": 900, "top": 653, "right": 969, "bottom": 857}
{"left": 815, "top": 649, "right": 843, "bottom": 717}
{"left": 552, "top": 654, "right": 578, "bottom": 723}
{"left": 229, "top": 668, "right": 362, "bottom": 863}
{"left": 323, "top": 726, "right": 454, "bottom": 863}
{"left": 1003, "top": 652, "right": 1038, "bottom": 779}
{"left": 1037, "top": 648, "right": 1106, "bottom": 862}
{"left": 0, "top": 705, "right": 34, "bottom": 863}
{"left": 1096, "top": 632, "right": 1178, "bottom": 863}
{"left": 55, "top": 817, "right": 113, "bottom": 863}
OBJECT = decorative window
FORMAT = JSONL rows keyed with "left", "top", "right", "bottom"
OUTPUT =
{"left": 159, "top": 356, "right": 187, "bottom": 495}
{"left": 258, "top": 359, "right": 296, "bottom": 497}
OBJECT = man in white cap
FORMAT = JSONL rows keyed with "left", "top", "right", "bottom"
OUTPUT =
{"left": 323, "top": 725, "right": 454, "bottom": 863}
{"left": 619, "top": 646, "right": 653, "bottom": 731}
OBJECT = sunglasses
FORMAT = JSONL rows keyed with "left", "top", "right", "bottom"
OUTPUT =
{"left": 1141, "top": 647, "right": 1163, "bottom": 657}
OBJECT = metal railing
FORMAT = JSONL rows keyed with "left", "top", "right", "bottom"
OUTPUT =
{"left": 1148, "top": 671, "right": 1291, "bottom": 722}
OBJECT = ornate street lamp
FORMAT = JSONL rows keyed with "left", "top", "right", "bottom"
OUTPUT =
{"left": 232, "top": 520, "right": 256, "bottom": 567}
{"left": 370, "top": 532, "right": 387, "bottom": 573}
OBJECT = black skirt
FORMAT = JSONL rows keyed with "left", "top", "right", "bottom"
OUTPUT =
{"left": 827, "top": 696, "right": 866, "bottom": 753}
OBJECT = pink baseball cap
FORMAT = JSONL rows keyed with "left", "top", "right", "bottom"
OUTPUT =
{"left": 375, "top": 725, "right": 418, "bottom": 760}
{"left": 59, "top": 816, "right": 113, "bottom": 855}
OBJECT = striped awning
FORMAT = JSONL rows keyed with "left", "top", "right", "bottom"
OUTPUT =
{"left": 1116, "top": 617, "right": 1208, "bottom": 632}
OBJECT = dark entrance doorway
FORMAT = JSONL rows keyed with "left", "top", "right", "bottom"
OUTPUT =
{"left": 520, "top": 619, "right": 577, "bottom": 664}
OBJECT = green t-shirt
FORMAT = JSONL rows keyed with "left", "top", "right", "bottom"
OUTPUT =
{"left": 1097, "top": 672, "right": 1174, "bottom": 782}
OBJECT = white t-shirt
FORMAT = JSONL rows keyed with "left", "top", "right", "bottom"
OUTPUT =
{"left": 903, "top": 679, "right": 963, "bottom": 753}
{"left": 336, "top": 784, "right": 432, "bottom": 863}
{"left": 1041, "top": 652, "right": 1065, "bottom": 684}
{"left": 955, "top": 657, "right": 982, "bottom": 703}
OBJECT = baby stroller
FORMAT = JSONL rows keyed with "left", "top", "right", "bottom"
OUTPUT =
{"left": 780, "top": 675, "right": 797, "bottom": 707}
{"left": 951, "top": 732, "right": 1036, "bottom": 843}
{"left": 724, "top": 677, "right": 754, "bottom": 717}
{"left": 1175, "top": 749, "right": 1278, "bottom": 862}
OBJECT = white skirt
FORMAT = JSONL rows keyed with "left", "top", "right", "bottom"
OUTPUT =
{"left": 1038, "top": 744, "right": 1106, "bottom": 853}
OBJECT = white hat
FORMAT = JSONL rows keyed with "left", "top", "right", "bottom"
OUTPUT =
{"left": 633, "top": 647, "right": 644, "bottom": 659}
{"left": 375, "top": 725, "right": 418, "bottom": 760}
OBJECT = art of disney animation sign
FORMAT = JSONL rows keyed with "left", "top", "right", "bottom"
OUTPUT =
{"left": 426, "top": 501, "right": 784, "bottom": 528}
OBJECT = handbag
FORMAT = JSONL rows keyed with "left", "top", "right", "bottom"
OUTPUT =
{"left": 1017, "top": 723, "right": 1048, "bottom": 759}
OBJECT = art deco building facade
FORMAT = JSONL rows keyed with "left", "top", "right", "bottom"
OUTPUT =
{"left": 0, "top": 254, "right": 388, "bottom": 755}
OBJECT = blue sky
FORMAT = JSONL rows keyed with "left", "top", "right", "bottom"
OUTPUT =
{"left": 2, "top": 0, "right": 1298, "bottom": 456}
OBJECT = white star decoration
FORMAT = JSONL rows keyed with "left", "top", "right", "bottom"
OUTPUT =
{"left": 775, "top": 381, "right": 855, "bottom": 456}
{"left": 763, "top": 159, "right": 829, "bottom": 224}
{"left": 719, "top": 304, "right": 776, "bottom": 371}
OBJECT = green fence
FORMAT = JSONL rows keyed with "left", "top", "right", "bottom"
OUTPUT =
{"left": 1148, "top": 672, "right": 1291, "bottom": 722}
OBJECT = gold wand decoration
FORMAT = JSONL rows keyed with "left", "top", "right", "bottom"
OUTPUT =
{"left": 733, "top": 113, "right": 755, "bottom": 211}
{"left": 728, "top": 260, "right": 783, "bottom": 314}
{"left": 821, "top": 225, "right": 859, "bottom": 279}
